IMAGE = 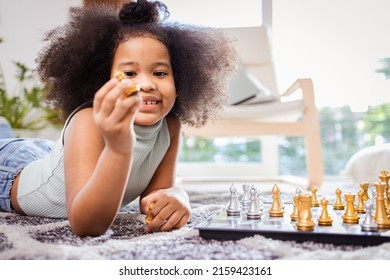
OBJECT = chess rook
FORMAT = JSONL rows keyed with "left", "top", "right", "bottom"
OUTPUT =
{"left": 342, "top": 193, "right": 359, "bottom": 224}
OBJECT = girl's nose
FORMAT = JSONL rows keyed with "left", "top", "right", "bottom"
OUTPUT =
{"left": 137, "top": 75, "right": 156, "bottom": 92}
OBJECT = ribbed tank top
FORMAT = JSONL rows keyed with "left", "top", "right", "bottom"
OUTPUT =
{"left": 17, "top": 106, "right": 170, "bottom": 218}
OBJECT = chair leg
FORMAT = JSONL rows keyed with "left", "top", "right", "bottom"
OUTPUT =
{"left": 300, "top": 79, "right": 324, "bottom": 188}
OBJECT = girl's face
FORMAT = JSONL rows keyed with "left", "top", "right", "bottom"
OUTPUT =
{"left": 111, "top": 36, "right": 176, "bottom": 126}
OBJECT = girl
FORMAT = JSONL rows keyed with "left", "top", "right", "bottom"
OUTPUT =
{"left": 0, "top": 0, "right": 237, "bottom": 237}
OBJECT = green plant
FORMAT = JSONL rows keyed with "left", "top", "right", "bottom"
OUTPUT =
{"left": 0, "top": 61, "right": 62, "bottom": 129}
{"left": 376, "top": 57, "right": 390, "bottom": 79}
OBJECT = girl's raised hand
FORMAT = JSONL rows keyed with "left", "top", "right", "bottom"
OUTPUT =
{"left": 93, "top": 78, "right": 141, "bottom": 154}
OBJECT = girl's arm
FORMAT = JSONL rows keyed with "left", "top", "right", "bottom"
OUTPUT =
{"left": 64, "top": 78, "right": 141, "bottom": 237}
{"left": 139, "top": 115, "right": 191, "bottom": 232}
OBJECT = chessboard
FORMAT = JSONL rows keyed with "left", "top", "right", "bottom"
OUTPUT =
{"left": 196, "top": 171, "right": 390, "bottom": 246}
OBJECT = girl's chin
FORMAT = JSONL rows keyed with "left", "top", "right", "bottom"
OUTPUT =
{"left": 134, "top": 115, "right": 161, "bottom": 126}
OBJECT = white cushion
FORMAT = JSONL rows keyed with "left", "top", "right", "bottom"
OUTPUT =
{"left": 341, "top": 144, "right": 390, "bottom": 183}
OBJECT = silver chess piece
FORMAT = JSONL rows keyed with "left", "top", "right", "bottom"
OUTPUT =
{"left": 226, "top": 184, "right": 241, "bottom": 216}
{"left": 241, "top": 183, "right": 251, "bottom": 208}
{"left": 255, "top": 187, "right": 263, "bottom": 211}
{"left": 360, "top": 200, "right": 378, "bottom": 232}
{"left": 279, "top": 188, "right": 285, "bottom": 209}
{"left": 371, "top": 187, "right": 377, "bottom": 210}
{"left": 246, "top": 187, "right": 262, "bottom": 220}
{"left": 231, "top": 183, "right": 242, "bottom": 211}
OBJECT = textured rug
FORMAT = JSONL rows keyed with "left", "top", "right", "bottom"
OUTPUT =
{"left": 1, "top": 187, "right": 390, "bottom": 260}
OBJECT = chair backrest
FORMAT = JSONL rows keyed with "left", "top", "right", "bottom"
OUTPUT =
{"left": 222, "top": 25, "right": 280, "bottom": 100}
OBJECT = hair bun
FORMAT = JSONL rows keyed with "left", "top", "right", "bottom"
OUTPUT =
{"left": 119, "top": 0, "right": 169, "bottom": 24}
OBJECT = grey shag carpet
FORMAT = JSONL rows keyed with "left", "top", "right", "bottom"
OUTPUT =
{"left": 1, "top": 189, "right": 390, "bottom": 260}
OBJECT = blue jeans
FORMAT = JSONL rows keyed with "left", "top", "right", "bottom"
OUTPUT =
{"left": 0, "top": 118, "right": 15, "bottom": 139}
{"left": 0, "top": 138, "right": 53, "bottom": 212}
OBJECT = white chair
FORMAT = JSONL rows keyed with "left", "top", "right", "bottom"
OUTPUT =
{"left": 182, "top": 25, "right": 324, "bottom": 188}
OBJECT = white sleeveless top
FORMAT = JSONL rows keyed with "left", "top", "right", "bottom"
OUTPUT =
{"left": 17, "top": 113, "right": 170, "bottom": 218}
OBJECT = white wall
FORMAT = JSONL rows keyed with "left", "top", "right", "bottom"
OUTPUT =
{"left": 0, "top": 0, "right": 81, "bottom": 90}
{"left": 272, "top": 0, "right": 390, "bottom": 111}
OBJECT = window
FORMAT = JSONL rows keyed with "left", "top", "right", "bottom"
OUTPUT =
{"left": 163, "top": 0, "right": 273, "bottom": 179}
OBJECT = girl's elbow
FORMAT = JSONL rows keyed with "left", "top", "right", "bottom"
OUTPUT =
{"left": 69, "top": 217, "right": 111, "bottom": 237}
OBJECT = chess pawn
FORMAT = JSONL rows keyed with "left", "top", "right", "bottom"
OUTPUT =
{"left": 311, "top": 185, "right": 320, "bottom": 207}
{"left": 361, "top": 200, "right": 378, "bottom": 232}
{"left": 268, "top": 184, "right": 284, "bottom": 217}
{"left": 226, "top": 185, "right": 240, "bottom": 216}
{"left": 360, "top": 182, "right": 370, "bottom": 202}
{"left": 231, "top": 184, "right": 242, "bottom": 211}
{"left": 318, "top": 198, "right": 333, "bottom": 226}
{"left": 246, "top": 188, "right": 262, "bottom": 220}
{"left": 333, "top": 188, "right": 345, "bottom": 210}
{"left": 342, "top": 193, "right": 359, "bottom": 224}
{"left": 255, "top": 187, "right": 263, "bottom": 211}
{"left": 290, "top": 193, "right": 300, "bottom": 221}
{"left": 356, "top": 190, "right": 366, "bottom": 214}
{"left": 373, "top": 181, "right": 390, "bottom": 229}
{"left": 241, "top": 183, "right": 251, "bottom": 208}
{"left": 296, "top": 193, "right": 315, "bottom": 231}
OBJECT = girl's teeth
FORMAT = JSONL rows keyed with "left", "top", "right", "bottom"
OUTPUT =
{"left": 143, "top": 101, "right": 157, "bottom": 105}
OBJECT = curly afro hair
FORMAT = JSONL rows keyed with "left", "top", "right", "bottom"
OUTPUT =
{"left": 36, "top": 0, "right": 238, "bottom": 127}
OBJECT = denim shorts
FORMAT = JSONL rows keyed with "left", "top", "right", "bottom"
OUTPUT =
{"left": 0, "top": 138, "right": 53, "bottom": 212}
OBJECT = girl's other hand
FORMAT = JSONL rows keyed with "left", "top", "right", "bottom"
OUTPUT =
{"left": 141, "top": 187, "right": 191, "bottom": 232}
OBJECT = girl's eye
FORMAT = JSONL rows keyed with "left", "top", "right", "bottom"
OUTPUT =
{"left": 154, "top": 71, "right": 167, "bottom": 77}
{"left": 123, "top": 71, "right": 136, "bottom": 78}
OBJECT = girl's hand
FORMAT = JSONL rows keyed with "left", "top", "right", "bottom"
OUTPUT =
{"left": 93, "top": 78, "right": 141, "bottom": 154}
{"left": 141, "top": 187, "right": 191, "bottom": 232}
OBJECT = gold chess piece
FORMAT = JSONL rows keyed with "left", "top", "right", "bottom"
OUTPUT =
{"left": 379, "top": 169, "right": 389, "bottom": 185}
{"left": 379, "top": 170, "right": 390, "bottom": 209}
{"left": 333, "top": 188, "right": 345, "bottom": 210}
{"left": 114, "top": 70, "right": 141, "bottom": 97}
{"left": 311, "top": 185, "right": 320, "bottom": 207}
{"left": 290, "top": 193, "right": 300, "bottom": 221}
{"left": 360, "top": 182, "right": 370, "bottom": 202}
{"left": 145, "top": 202, "right": 155, "bottom": 225}
{"left": 374, "top": 181, "right": 390, "bottom": 229}
{"left": 356, "top": 190, "right": 366, "bottom": 214}
{"left": 296, "top": 193, "right": 315, "bottom": 231}
{"left": 268, "top": 184, "right": 284, "bottom": 217}
{"left": 342, "top": 193, "right": 359, "bottom": 224}
{"left": 318, "top": 198, "right": 333, "bottom": 226}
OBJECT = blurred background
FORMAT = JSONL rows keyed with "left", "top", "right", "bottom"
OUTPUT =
{"left": 1, "top": 0, "right": 389, "bottom": 179}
